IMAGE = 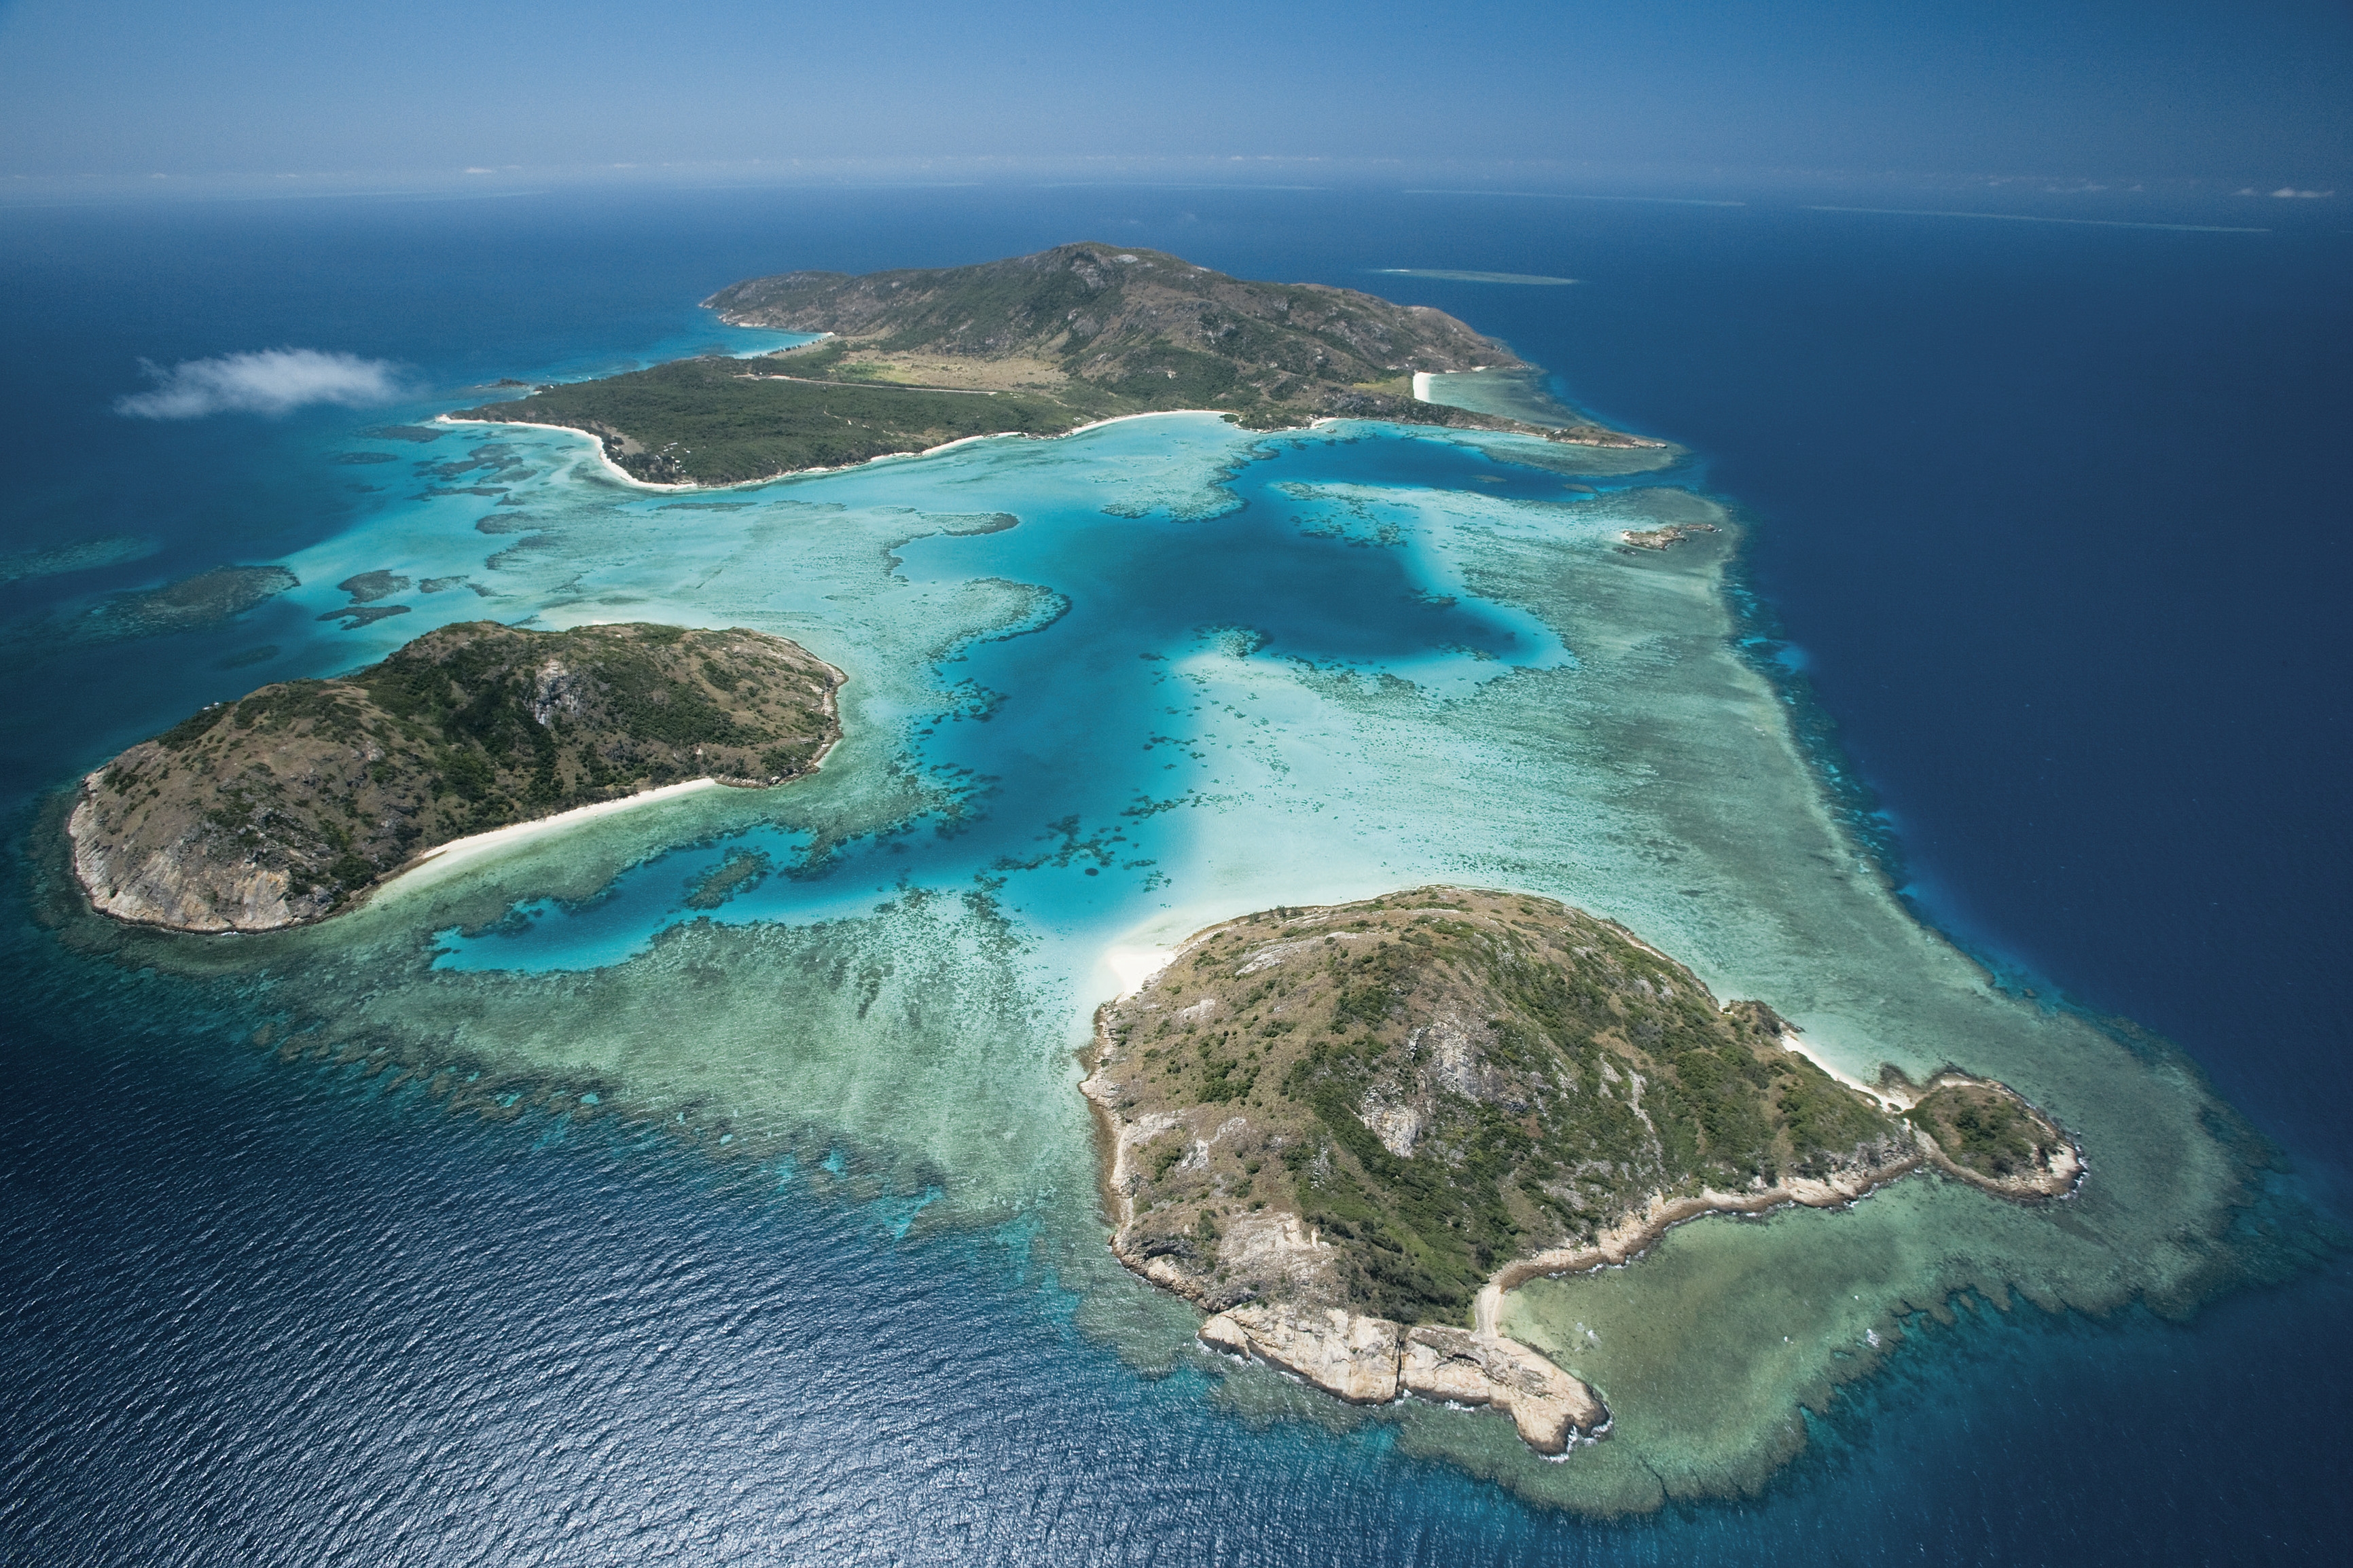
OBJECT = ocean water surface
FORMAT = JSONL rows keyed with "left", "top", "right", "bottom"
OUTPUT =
{"left": 1, "top": 182, "right": 2346, "bottom": 1563}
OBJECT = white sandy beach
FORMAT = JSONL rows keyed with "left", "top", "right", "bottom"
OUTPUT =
{"left": 437, "top": 406, "right": 1278, "bottom": 494}
{"left": 1098, "top": 943, "right": 1179, "bottom": 999}
{"left": 389, "top": 778, "right": 723, "bottom": 885}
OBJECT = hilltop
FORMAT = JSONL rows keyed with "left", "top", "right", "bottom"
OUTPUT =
{"left": 452, "top": 244, "right": 1656, "bottom": 484}
{"left": 68, "top": 622, "right": 841, "bottom": 932}
{"left": 1083, "top": 888, "right": 2078, "bottom": 1451}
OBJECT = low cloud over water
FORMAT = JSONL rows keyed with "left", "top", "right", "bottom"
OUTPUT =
{"left": 116, "top": 348, "right": 403, "bottom": 418}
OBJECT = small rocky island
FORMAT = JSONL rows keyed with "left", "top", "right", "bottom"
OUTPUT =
{"left": 453, "top": 243, "right": 1659, "bottom": 485}
{"left": 69, "top": 621, "right": 842, "bottom": 932}
{"left": 1084, "top": 889, "right": 2077, "bottom": 1453}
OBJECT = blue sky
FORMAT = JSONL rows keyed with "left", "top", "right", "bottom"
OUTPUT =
{"left": 1, "top": 0, "right": 2346, "bottom": 186}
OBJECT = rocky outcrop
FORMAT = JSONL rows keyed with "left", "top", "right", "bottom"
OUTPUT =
{"left": 1084, "top": 890, "right": 1922, "bottom": 1324}
{"left": 69, "top": 797, "right": 321, "bottom": 929}
{"left": 1883, "top": 1071, "right": 2083, "bottom": 1199}
{"left": 1198, "top": 1304, "right": 1608, "bottom": 1454}
{"left": 1400, "top": 1324, "right": 1608, "bottom": 1453}
{"left": 1200, "top": 1305, "right": 1404, "bottom": 1405}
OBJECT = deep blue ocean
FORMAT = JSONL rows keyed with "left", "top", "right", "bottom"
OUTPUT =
{"left": 1, "top": 182, "right": 2346, "bottom": 1564}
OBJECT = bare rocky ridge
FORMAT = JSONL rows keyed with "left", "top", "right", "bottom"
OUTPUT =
{"left": 67, "top": 621, "right": 842, "bottom": 932}
{"left": 1083, "top": 888, "right": 2079, "bottom": 1451}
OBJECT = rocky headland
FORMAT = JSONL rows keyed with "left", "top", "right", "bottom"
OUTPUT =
{"left": 67, "top": 621, "right": 842, "bottom": 932}
{"left": 1083, "top": 889, "right": 2079, "bottom": 1452}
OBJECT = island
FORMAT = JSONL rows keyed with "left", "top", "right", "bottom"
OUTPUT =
{"left": 67, "top": 621, "right": 842, "bottom": 932}
{"left": 449, "top": 243, "right": 1660, "bottom": 485}
{"left": 1082, "top": 888, "right": 2078, "bottom": 1453}
{"left": 1618, "top": 522, "right": 1720, "bottom": 550}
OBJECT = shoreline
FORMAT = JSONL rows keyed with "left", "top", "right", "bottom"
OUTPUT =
{"left": 1075, "top": 887, "right": 2081, "bottom": 1450}
{"left": 67, "top": 776, "right": 733, "bottom": 938}
{"left": 1471, "top": 1071, "right": 2085, "bottom": 1336}
{"left": 382, "top": 652, "right": 846, "bottom": 890}
{"left": 1079, "top": 999, "right": 1611, "bottom": 1453}
{"left": 1771, "top": 1027, "right": 1905, "bottom": 1109}
{"left": 433, "top": 407, "right": 1259, "bottom": 495}
{"left": 440, "top": 397, "right": 1653, "bottom": 497}
{"left": 70, "top": 655, "right": 848, "bottom": 935}
{"left": 391, "top": 777, "right": 726, "bottom": 882}
{"left": 1471, "top": 1154, "right": 1926, "bottom": 1336}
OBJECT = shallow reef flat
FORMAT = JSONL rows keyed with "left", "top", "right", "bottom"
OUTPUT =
{"left": 1415, "top": 367, "right": 1599, "bottom": 431}
{"left": 49, "top": 409, "right": 2295, "bottom": 1511}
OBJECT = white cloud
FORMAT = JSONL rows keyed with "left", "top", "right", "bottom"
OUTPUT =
{"left": 115, "top": 349, "right": 405, "bottom": 419}
{"left": 2271, "top": 187, "right": 2333, "bottom": 198}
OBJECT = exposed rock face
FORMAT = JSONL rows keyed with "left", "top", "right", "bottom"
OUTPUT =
{"left": 1197, "top": 1304, "right": 1608, "bottom": 1454}
{"left": 1200, "top": 1305, "right": 1405, "bottom": 1406}
{"left": 68, "top": 806, "right": 317, "bottom": 928}
{"left": 1400, "top": 1324, "right": 1607, "bottom": 1453}
{"left": 67, "top": 621, "right": 842, "bottom": 933}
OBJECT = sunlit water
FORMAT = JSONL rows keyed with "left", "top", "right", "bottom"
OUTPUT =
{"left": 2, "top": 185, "right": 2343, "bottom": 1563}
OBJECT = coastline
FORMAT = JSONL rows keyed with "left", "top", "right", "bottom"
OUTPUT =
{"left": 1081, "top": 992, "right": 1611, "bottom": 1454}
{"left": 1471, "top": 1069, "right": 2085, "bottom": 1336}
{"left": 67, "top": 776, "right": 731, "bottom": 936}
{"left": 1472, "top": 1155, "right": 1926, "bottom": 1336}
{"left": 433, "top": 407, "right": 1259, "bottom": 494}
{"left": 1076, "top": 890, "right": 2082, "bottom": 1457}
{"left": 441, "top": 397, "right": 1657, "bottom": 496}
{"left": 1081, "top": 964, "right": 1921, "bottom": 1368}
{"left": 378, "top": 657, "right": 847, "bottom": 890}
{"left": 391, "top": 777, "right": 726, "bottom": 881}
{"left": 69, "top": 653, "right": 848, "bottom": 935}
{"left": 1772, "top": 1027, "right": 1906, "bottom": 1108}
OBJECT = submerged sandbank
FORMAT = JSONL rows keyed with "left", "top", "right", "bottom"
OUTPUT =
{"left": 82, "top": 407, "right": 2297, "bottom": 1516}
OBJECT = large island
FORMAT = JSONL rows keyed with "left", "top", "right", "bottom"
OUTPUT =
{"left": 1085, "top": 889, "right": 2078, "bottom": 1453}
{"left": 68, "top": 621, "right": 842, "bottom": 932}
{"left": 452, "top": 243, "right": 1659, "bottom": 485}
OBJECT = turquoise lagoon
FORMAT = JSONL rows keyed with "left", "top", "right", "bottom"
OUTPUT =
{"left": 52, "top": 393, "right": 2283, "bottom": 1514}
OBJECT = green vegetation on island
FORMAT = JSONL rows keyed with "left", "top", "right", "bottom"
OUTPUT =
{"left": 1088, "top": 889, "right": 1945, "bottom": 1325}
{"left": 1083, "top": 889, "right": 2079, "bottom": 1447}
{"left": 68, "top": 621, "right": 842, "bottom": 932}
{"left": 452, "top": 244, "right": 1658, "bottom": 485}
{"left": 1904, "top": 1076, "right": 2077, "bottom": 1184}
